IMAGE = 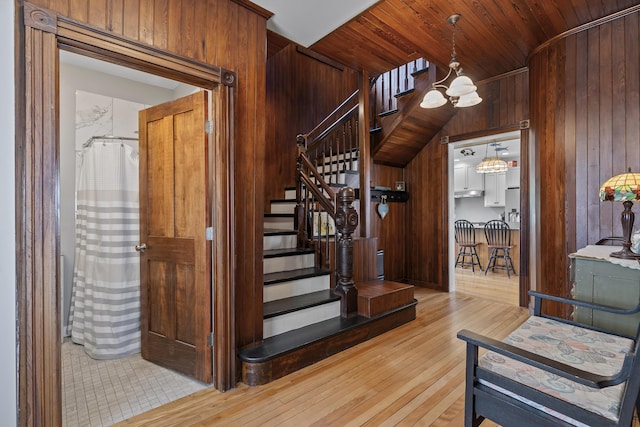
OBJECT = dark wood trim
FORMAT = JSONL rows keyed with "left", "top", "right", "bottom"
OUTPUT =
{"left": 55, "top": 16, "right": 227, "bottom": 88}
{"left": 212, "top": 82, "right": 236, "bottom": 392}
{"left": 518, "top": 128, "right": 531, "bottom": 308}
{"left": 476, "top": 67, "right": 528, "bottom": 86}
{"left": 529, "top": 4, "right": 640, "bottom": 60}
{"left": 19, "top": 3, "right": 60, "bottom": 424}
{"left": 358, "top": 70, "right": 371, "bottom": 238}
{"left": 18, "top": 2, "right": 238, "bottom": 424}
{"left": 296, "top": 46, "right": 345, "bottom": 71}
{"left": 441, "top": 124, "right": 522, "bottom": 145}
{"left": 230, "top": 0, "right": 273, "bottom": 19}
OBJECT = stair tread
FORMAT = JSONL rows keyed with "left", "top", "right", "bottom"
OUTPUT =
{"left": 264, "top": 266, "right": 330, "bottom": 286}
{"left": 264, "top": 229, "right": 297, "bottom": 236}
{"left": 270, "top": 199, "right": 296, "bottom": 203}
{"left": 264, "top": 212, "right": 294, "bottom": 218}
{"left": 263, "top": 247, "right": 314, "bottom": 258}
{"left": 239, "top": 300, "right": 418, "bottom": 363}
{"left": 264, "top": 289, "right": 340, "bottom": 319}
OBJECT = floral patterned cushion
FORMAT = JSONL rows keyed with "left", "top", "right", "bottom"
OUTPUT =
{"left": 479, "top": 316, "right": 634, "bottom": 426}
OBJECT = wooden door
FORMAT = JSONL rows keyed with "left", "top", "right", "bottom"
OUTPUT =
{"left": 138, "top": 91, "right": 212, "bottom": 383}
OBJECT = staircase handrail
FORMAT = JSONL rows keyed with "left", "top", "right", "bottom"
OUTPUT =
{"left": 302, "top": 89, "right": 359, "bottom": 150}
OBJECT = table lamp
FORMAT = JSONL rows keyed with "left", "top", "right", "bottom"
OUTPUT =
{"left": 599, "top": 168, "right": 640, "bottom": 259}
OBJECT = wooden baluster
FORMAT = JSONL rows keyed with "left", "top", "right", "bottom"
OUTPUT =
{"left": 295, "top": 136, "right": 306, "bottom": 247}
{"left": 387, "top": 70, "right": 393, "bottom": 111}
{"left": 404, "top": 64, "right": 409, "bottom": 92}
{"left": 334, "top": 187, "right": 358, "bottom": 317}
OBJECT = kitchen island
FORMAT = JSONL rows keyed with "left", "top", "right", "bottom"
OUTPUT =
{"left": 456, "top": 222, "right": 520, "bottom": 274}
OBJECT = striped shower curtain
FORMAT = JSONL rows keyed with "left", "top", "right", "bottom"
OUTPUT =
{"left": 69, "top": 142, "right": 141, "bottom": 359}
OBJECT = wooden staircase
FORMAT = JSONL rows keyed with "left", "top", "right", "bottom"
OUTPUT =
{"left": 371, "top": 58, "right": 456, "bottom": 167}
{"left": 239, "top": 186, "right": 417, "bottom": 386}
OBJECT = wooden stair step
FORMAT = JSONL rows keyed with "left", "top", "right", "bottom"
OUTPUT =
{"left": 238, "top": 300, "right": 417, "bottom": 386}
{"left": 394, "top": 88, "right": 415, "bottom": 98}
{"left": 264, "top": 290, "right": 339, "bottom": 319}
{"left": 357, "top": 280, "right": 415, "bottom": 318}
{"left": 264, "top": 229, "right": 296, "bottom": 236}
{"left": 263, "top": 247, "right": 314, "bottom": 259}
{"left": 264, "top": 266, "right": 329, "bottom": 287}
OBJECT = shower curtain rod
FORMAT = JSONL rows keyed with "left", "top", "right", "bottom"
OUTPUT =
{"left": 83, "top": 135, "right": 139, "bottom": 148}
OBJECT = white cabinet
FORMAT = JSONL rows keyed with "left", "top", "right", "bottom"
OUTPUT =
{"left": 484, "top": 172, "right": 506, "bottom": 207}
{"left": 506, "top": 166, "right": 520, "bottom": 188}
{"left": 454, "top": 165, "right": 484, "bottom": 192}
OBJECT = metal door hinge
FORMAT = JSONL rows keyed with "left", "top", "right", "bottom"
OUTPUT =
{"left": 206, "top": 227, "right": 213, "bottom": 241}
{"left": 207, "top": 332, "right": 214, "bottom": 347}
{"left": 205, "top": 120, "right": 213, "bottom": 135}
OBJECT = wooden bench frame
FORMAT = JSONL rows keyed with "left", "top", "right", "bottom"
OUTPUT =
{"left": 458, "top": 291, "right": 640, "bottom": 427}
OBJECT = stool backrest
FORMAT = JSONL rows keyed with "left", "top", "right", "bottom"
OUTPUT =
{"left": 454, "top": 219, "right": 476, "bottom": 245}
{"left": 484, "top": 220, "right": 511, "bottom": 246}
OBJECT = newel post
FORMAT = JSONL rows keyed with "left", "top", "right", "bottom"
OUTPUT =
{"left": 334, "top": 187, "right": 359, "bottom": 317}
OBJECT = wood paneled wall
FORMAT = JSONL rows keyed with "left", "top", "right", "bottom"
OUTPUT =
{"left": 530, "top": 11, "right": 640, "bottom": 315}
{"left": 370, "top": 163, "right": 406, "bottom": 281}
{"left": 27, "top": 0, "right": 269, "bottom": 357}
{"left": 265, "top": 42, "right": 358, "bottom": 209}
{"left": 404, "top": 70, "right": 530, "bottom": 291}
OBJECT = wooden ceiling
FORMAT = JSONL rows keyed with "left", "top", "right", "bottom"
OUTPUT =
{"left": 310, "top": 0, "right": 640, "bottom": 79}
{"left": 296, "top": 1, "right": 639, "bottom": 166}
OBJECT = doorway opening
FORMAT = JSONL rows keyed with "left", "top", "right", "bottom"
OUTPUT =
{"left": 59, "top": 50, "right": 209, "bottom": 425}
{"left": 448, "top": 131, "right": 521, "bottom": 306}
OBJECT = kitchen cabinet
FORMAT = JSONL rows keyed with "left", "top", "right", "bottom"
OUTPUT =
{"left": 571, "top": 245, "right": 640, "bottom": 337}
{"left": 483, "top": 172, "right": 506, "bottom": 207}
{"left": 454, "top": 165, "right": 484, "bottom": 192}
{"left": 506, "top": 166, "right": 520, "bottom": 188}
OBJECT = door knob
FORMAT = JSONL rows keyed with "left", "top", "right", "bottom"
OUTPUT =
{"left": 135, "top": 243, "right": 147, "bottom": 252}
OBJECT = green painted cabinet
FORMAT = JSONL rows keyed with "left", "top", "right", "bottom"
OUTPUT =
{"left": 571, "top": 246, "right": 640, "bottom": 337}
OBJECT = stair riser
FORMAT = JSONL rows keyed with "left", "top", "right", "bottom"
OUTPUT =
{"left": 316, "top": 159, "right": 359, "bottom": 174}
{"left": 263, "top": 234, "right": 297, "bottom": 250}
{"left": 284, "top": 187, "right": 332, "bottom": 200}
{"left": 264, "top": 253, "right": 314, "bottom": 274}
{"left": 263, "top": 301, "right": 341, "bottom": 338}
{"left": 270, "top": 202, "right": 296, "bottom": 214}
{"left": 264, "top": 216, "right": 294, "bottom": 230}
{"left": 264, "top": 275, "right": 330, "bottom": 303}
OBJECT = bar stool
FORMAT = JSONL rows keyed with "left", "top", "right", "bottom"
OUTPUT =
{"left": 484, "top": 220, "right": 517, "bottom": 278}
{"left": 454, "top": 219, "right": 483, "bottom": 272}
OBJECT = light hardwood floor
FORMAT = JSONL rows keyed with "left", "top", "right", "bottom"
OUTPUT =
{"left": 114, "top": 288, "right": 526, "bottom": 426}
{"left": 454, "top": 268, "right": 520, "bottom": 307}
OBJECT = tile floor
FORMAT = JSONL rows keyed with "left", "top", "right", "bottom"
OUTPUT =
{"left": 62, "top": 340, "right": 208, "bottom": 426}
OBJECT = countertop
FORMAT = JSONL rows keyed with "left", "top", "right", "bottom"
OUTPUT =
{"left": 470, "top": 222, "right": 520, "bottom": 230}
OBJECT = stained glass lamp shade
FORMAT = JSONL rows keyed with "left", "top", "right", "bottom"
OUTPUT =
{"left": 599, "top": 168, "right": 640, "bottom": 259}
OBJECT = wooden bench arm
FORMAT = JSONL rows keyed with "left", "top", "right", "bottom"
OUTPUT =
{"left": 529, "top": 291, "right": 640, "bottom": 316}
{"left": 457, "top": 329, "right": 633, "bottom": 389}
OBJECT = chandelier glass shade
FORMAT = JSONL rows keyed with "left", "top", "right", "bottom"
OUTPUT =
{"left": 475, "top": 157, "right": 508, "bottom": 174}
{"left": 475, "top": 143, "right": 507, "bottom": 174}
{"left": 420, "top": 14, "right": 482, "bottom": 109}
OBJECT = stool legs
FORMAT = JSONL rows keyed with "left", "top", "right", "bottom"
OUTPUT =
{"left": 484, "top": 248, "right": 516, "bottom": 278}
{"left": 455, "top": 245, "right": 483, "bottom": 272}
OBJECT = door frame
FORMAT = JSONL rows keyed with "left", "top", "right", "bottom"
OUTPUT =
{"left": 17, "top": 2, "right": 236, "bottom": 424}
{"left": 445, "top": 123, "right": 531, "bottom": 308}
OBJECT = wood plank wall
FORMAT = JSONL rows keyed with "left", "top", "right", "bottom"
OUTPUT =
{"left": 530, "top": 11, "right": 640, "bottom": 315}
{"left": 265, "top": 41, "right": 358, "bottom": 210}
{"left": 370, "top": 163, "right": 406, "bottom": 281}
{"left": 27, "top": 0, "right": 269, "bottom": 348}
{"left": 404, "top": 70, "right": 529, "bottom": 290}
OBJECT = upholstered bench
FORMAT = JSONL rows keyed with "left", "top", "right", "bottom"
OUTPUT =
{"left": 458, "top": 291, "right": 640, "bottom": 427}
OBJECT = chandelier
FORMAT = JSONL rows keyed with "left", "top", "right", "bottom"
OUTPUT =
{"left": 476, "top": 143, "right": 507, "bottom": 174}
{"left": 420, "top": 14, "right": 482, "bottom": 109}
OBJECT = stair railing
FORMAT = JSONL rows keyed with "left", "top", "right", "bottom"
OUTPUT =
{"left": 295, "top": 91, "right": 360, "bottom": 318}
